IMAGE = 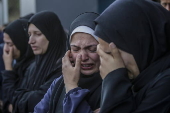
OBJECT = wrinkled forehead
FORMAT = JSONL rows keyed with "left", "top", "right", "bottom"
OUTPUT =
{"left": 161, "top": 0, "right": 170, "bottom": 3}
{"left": 70, "top": 32, "right": 98, "bottom": 46}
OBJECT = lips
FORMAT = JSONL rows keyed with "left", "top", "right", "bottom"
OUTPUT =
{"left": 31, "top": 46, "right": 38, "bottom": 50}
{"left": 81, "top": 64, "right": 94, "bottom": 70}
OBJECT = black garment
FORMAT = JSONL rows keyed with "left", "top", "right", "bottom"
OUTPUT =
{"left": 94, "top": 0, "right": 170, "bottom": 112}
{"left": 48, "top": 12, "right": 102, "bottom": 113}
{"left": 12, "top": 11, "right": 67, "bottom": 113}
{"left": 2, "top": 19, "right": 35, "bottom": 113}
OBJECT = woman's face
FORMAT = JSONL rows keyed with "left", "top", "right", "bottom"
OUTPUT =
{"left": 70, "top": 33, "right": 100, "bottom": 75}
{"left": 28, "top": 24, "right": 49, "bottom": 55}
{"left": 97, "top": 37, "right": 140, "bottom": 79}
{"left": 3, "top": 33, "right": 20, "bottom": 59}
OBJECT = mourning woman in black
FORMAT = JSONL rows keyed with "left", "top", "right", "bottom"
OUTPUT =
{"left": 63, "top": 0, "right": 170, "bottom": 113}
{"left": 2, "top": 19, "right": 35, "bottom": 113}
{"left": 34, "top": 12, "right": 102, "bottom": 113}
{"left": 12, "top": 11, "right": 67, "bottom": 113}
{"left": 95, "top": 0, "right": 170, "bottom": 112}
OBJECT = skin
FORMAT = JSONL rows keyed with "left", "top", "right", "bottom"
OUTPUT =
{"left": 160, "top": 0, "right": 170, "bottom": 11}
{"left": 3, "top": 33, "right": 20, "bottom": 70}
{"left": 97, "top": 37, "right": 140, "bottom": 79}
{"left": 62, "top": 32, "right": 100, "bottom": 93}
{"left": 28, "top": 24, "right": 49, "bottom": 55}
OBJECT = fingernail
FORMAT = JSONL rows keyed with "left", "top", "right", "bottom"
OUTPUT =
{"left": 110, "top": 42, "right": 116, "bottom": 48}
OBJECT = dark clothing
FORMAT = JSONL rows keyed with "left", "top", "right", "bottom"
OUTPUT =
{"left": 93, "top": 0, "right": 170, "bottom": 112}
{"left": 2, "top": 60, "right": 35, "bottom": 113}
{"left": 64, "top": 68, "right": 170, "bottom": 113}
{"left": 0, "top": 43, "right": 4, "bottom": 100}
{"left": 0, "top": 31, "right": 4, "bottom": 101}
{"left": 12, "top": 11, "right": 67, "bottom": 113}
{"left": 2, "top": 19, "right": 35, "bottom": 113}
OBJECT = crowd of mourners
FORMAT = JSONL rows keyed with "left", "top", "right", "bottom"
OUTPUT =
{"left": 1, "top": 0, "right": 170, "bottom": 113}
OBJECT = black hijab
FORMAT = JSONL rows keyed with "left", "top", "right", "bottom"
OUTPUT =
{"left": 49, "top": 12, "right": 102, "bottom": 113}
{"left": 94, "top": 0, "right": 170, "bottom": 92}
{"left": 3, "top": 19, "right": 34, "bottom": 78}
{"left": 27, "top": 11, "right": 67, "bottom": 90}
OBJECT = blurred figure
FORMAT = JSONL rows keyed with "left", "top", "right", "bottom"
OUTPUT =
{"left": 160, "top": 0, "right": 170, "bottom": 11}
{"left": 20, "top": 13, "right": 34, "bottom": 20}
{"left": 2, "top": 19, "right": 35, "bottom": 113}
{"left": 0, "top": 25, "right": 4, "bottom": 113}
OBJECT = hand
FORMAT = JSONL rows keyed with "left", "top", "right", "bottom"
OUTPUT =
{"left": 62, "top": 50, "right": 82, "bottom": 93}
{"left": 93, "top": 108, "right": 100, "bottom": 113}
{"left": 0, "top": 100, "right": 3, "bottom": 110}
{"left": 8, "top": 104, "right": 13, "bottom": 113}
{"left": 97, "top": 42, "right": 125, "bottom": 79}
{"left": 3, "top": 45, "right": 13, "bottom": 70}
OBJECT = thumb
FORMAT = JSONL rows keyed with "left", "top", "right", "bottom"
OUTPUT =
{"left": 75, "top": 54, "right": 81, "bottom": 71}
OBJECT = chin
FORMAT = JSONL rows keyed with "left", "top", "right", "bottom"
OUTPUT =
{"left": 81, "top": 69, "right": 98, "bottom": 76}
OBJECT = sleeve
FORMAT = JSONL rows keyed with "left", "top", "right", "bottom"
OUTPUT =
{"left": 2, "top": 70, "right": 18, "bottom": 103}
{"left": 100, "top": 68, "right": 135, "bottom": 113}
{"left": 63, "top": 87, "right": 93, "bottom": 113}
{"left": 132, "top": 72, "right": 170, "bottom": 113}
{"left": 12, "top": 75, "right": 62, "bottom": 113}
{"left": 100, "top": 68, "right": 170, "bottom": 113}
{"left": 33, "top": 77, "right": 60, "bottom": 113}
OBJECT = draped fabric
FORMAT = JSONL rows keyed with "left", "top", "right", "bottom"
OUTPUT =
{"left": 2, "top": 19, "right": 35, "bottom": 113}
{"left": 94, "top": 0, "right": 170, "bottom": 92}
{"left": 12, "top": 11, "right": 67, "bottom": 113}
{"left": 27, "top": 11, "right": 67, "bottom": 90}
{"left": 3, "top": 19, "right": 35, "bottom": 84}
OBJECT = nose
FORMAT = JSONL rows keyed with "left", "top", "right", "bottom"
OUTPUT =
{"left": 80, "top": 50, "right": 89, "bottom": 62}
{"left": 4, "top": 44, "right": 9, "bottom": 52}
{"left": 28, "top": 35, "right": 35, "bottom": 44}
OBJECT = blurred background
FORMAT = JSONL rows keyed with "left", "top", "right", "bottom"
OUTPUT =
{"left": 0, "top": 0, "right": 117, "bottom": 30}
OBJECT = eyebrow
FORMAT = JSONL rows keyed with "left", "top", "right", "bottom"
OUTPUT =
{"left": 70, "top": 45, "right": 97, "bottom": 48}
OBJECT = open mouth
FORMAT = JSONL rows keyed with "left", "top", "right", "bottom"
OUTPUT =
{"left": 81, "top": 64, "right": 94, "bottom": 70}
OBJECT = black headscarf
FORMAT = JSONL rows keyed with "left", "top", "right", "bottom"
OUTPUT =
{"left": 94, "top": 0, "right": 170, "bottom": 92}
{"left": 3, "top": 19, "right": 34, "bottom": 78}
{"left": 27, "top": 11, "right": 67, "bottom": 90}
{"left": 49, "top": 12, "right": 102, "bottom": 113}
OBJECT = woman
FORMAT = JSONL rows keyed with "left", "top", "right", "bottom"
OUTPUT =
{"left": 2, "top": 19, "right": 35, "bottom": 113}
{"left": 96, "top": 0, "right": 170, "bottom": 112}
{"left": 63, "top": 0, "right": 170, "bottom": 113}
{"left": 34, "top": 12, "right": 102, "bottom": 113}
{"left": 12, "top": 11, "right": 67, "bottom": 113}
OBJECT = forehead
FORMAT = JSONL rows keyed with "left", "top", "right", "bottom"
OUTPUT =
{"left": 28, "top": 24, "right": 40, "bottom": 32}
{"left": 161, "top": 0, "right": 170, "bottom": 3}
{"left": 70, "top": 32, "right": 98, "bottom": 46}
{"left": 3, "top": 33, "right": 12, "bottom": 42}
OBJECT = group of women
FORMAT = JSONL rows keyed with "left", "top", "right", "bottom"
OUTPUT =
{"left": 1, "top": 0, "right": 170, "bottom": 113}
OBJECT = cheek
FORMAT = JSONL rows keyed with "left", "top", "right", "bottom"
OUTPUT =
{"left": 89, "top": 53, "right": 100, "bottom": 62}
{"left": 71, "top": 53, "right": 78, "bottom": 62}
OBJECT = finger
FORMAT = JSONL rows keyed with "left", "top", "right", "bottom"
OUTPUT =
{"left": 97, "top": 44, "right": 111, "bottom": 60}
{"left": 109, "top": 42, "right": 121, "bottom": 59}
{"left": 62, "top": 50, "right": 72, "bottom": 66}
{"left": 75, "top": 54, "right": 81, "bottom": 71}
{"left": 9, "top": 47, "right": 13, "bottom": 56}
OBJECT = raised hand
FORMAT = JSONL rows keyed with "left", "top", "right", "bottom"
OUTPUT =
{"left": 97, "top": 42, "right": 125, "bottom": 79}
{"left": 3, "top": 45, "right": 13, "bottom": 70}
{"left": 62, "top": 50, "right": 82, "bottom": 93}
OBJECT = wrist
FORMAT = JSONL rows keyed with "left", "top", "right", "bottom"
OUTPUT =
{"left": 5, "top": 65, "right": 13, "bottom": 70}
{"left": 65, "top": 84, "right": 78, "bottom": 93}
